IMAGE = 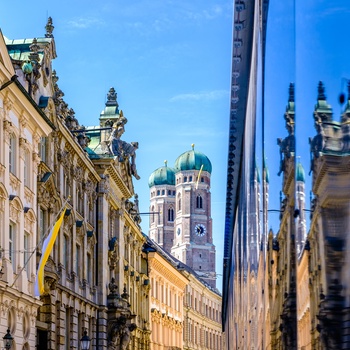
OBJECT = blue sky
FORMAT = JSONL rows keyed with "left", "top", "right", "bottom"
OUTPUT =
{"left": 0, "top": 1, "right": 233, "bottom": 289}
{"left": 265, "top": 0, "right": 350, "bottom": 234}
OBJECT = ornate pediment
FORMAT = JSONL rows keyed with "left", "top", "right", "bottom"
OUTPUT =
{"left": 37, "top": 164, "right": 59, "bottom": 209}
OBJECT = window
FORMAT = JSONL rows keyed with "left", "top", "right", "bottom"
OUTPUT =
{"left": 76, "top": 245, "right": 80, "bottom": 278}
{"left": 64, "top": 175, "right": 70, "bottom": 199}
{"left": 196, "top": 195, "right": 203, "bottom": 209}
{"left": 76, "top": 186, "right": 84, "bottom": 214}
{"left": 189, "top": 176, "right": 192, "bottom": 182}
{"left": 24, "top": 231, "right": 30, "bottom": 278}
{"left": 9, "top": 134, "right": 16, "bottom": 174}
{"left": 64, "top": 235, "right": 69, "bottom": 270}
{"left": 178, "top": 194, "right": 181, "bottom": 211}
{"left": 184, "top": 176, "right": 187, "bottom": 182}
{"left": 201, "top": 177, "right": 204, "bottom": 183}
{"left": 168, "top": 190, "right": 171, "bottom": 195}
{"left": 157, "top": 190, "right": 160, "bottom": 196}
{"left": 9, "top": 222, "right": 16, "bottom": 271}
{"left": 65, "top": 308, "right": 71, "bottom": 350}
{"left": 39, "top": 208, "right": 47, "bottom": 244}
{"left": 168, "top": 208, "right": 174, "bottom": 222}
{"left": 39, "top": 137, "right": 47, "bottom": 163}
{"left": 24, "top": 150, "right": 30, "bottom": 187}
{"left": 161, "top": 189, "right": 165, "bottom": 195}
{"left": 87, "top": 253, "right": 92, "bottom": 284}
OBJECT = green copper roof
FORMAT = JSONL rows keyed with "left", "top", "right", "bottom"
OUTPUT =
{"left": 286, "top": 82, "right": 295, "bottom": 114}
{"left": 174, "top": 145, "right": 212, "bottom": 174}
{"left": 148, "top": 162, "right": 176, "bottom": 187}
{"left": 263, "top": 155, "right": 269, "bottom": 184}
{"left": 314, "top": 81, "right": 332, "bottom": 119}
{"left": 100, "top": 87, "right": 120, "bottom": 121}
{"left": 296, "top": 162, "right": 305, "bottom": 182}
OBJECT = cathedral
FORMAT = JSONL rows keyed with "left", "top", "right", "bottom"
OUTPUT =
{"left": 148, "top": 145, "right": 216, "bottom": 288}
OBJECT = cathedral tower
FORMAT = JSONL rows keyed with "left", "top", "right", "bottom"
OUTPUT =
{"left": 148, "top": 161, "right": 176, "bottom": 253}
{"left": 148, "top": 145, "right": 216, "bottom": 288}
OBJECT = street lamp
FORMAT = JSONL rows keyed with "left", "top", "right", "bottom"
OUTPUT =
{"left": 3, "top": 329, "right": 13, "bottom": 350}
{"left": 80, "top": 331, "right": 90, "bottom": 350}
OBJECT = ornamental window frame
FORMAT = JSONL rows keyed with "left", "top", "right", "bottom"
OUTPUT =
{"left": 9, "top": 132, "right": 17, "bottom": 175}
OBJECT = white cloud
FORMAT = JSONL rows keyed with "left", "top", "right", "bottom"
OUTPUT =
{"left": 67, "top": 17, "right": 105, "bottom": 29}
{"left": 170, "top": 89, "right": 229, "bottom": 102}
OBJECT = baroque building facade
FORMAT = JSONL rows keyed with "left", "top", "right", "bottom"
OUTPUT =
{"left": 1, "top": 19, "right": 150, "bottom": 350}
{"left": 0, "top": 31, "right": 53, "bottom": 349}
{"left": 144, "top": 237, "right": 187, "bottom": 350}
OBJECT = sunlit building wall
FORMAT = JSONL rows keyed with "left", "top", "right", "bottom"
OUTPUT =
{"left": 0, "top": 31, "right": 52, "bottom": 349}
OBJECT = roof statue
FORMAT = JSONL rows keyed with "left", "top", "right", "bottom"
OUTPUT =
{"left": 106, "top": 87, "right": 119, "bottom": 107}
{"left": 317, "top": 81, "right": 326, "bottom": 101}
{"left": 45, "top": 17, "right": 54, "bottom": 38}
{"left": 108, "top": 112, "right": 140, "bottom": 180}
{"left": 288, "top": 81, "right": 295, "bottom": 102}
{"left": 277, "top": 83, "right": 295, "bottom": 176}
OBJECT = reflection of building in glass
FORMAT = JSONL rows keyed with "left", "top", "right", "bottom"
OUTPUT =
{"left": 222, "top": 0, "right": 269, "bottom": 348}
{"left": 223, "top": 40, "right": 350, "bottom": 348}
{"left": 306, "top": 82, "right": 350, "bottom": 348}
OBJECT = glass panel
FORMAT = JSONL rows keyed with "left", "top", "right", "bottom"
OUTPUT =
{"left": 295, "top": 2, "right": 350, "bottom": 347}
{"left": 222, "top": 0, "right": 296, "bottom": 348}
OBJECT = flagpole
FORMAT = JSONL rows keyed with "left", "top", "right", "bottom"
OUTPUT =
{"left": 10, "top": 197, "right": 70, "bottom": 288}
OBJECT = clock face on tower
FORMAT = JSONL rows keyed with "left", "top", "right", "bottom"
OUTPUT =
{"left": 195, "top": 224, "right": 206, "bottom": 237}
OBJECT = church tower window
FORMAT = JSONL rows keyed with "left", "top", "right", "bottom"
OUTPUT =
{"left": 168, "top": 208, "right": 174, "bottom": 222}
{"left": 196, "top": 195, "right": 203, "bottom": 209}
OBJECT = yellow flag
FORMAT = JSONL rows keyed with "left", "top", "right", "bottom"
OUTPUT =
{"left": 195, "top": 164, "right": 204, "bottom": 190}
{"left": 35, "top": 208, "right": 66, "bottom": 296}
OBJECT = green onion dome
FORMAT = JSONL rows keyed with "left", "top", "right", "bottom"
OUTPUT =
{"left": 174, "top": 144, "right": 212, "bottom": 174}
{"left": 296, "top": 161, "right": 305, "bottom": 182}
{"left": 148, "top": 161, "right": 176, "bottom": 187}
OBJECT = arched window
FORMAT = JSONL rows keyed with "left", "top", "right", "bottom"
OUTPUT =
{"left": 196, "top": 195, "right": 203, "bottom": 209}
{"left": 178, "top": 194, "right": 181, "bottom": 211}
{"left": 184, "top": 176, "right": 187, "bottom": 182}
{"left": 168, "top": 208, "right": 174, "bottom": 222}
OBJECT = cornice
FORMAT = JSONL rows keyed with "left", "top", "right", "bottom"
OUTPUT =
{"left": 149, "top": 256, "right": 187, "bottom": 290}
{"left": 58, "top": 123, "right": 100, "bottom": 181}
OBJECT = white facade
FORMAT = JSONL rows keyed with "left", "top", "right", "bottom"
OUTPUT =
{"left": 0, "top": 31, "right": 52, "bottom": 349}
